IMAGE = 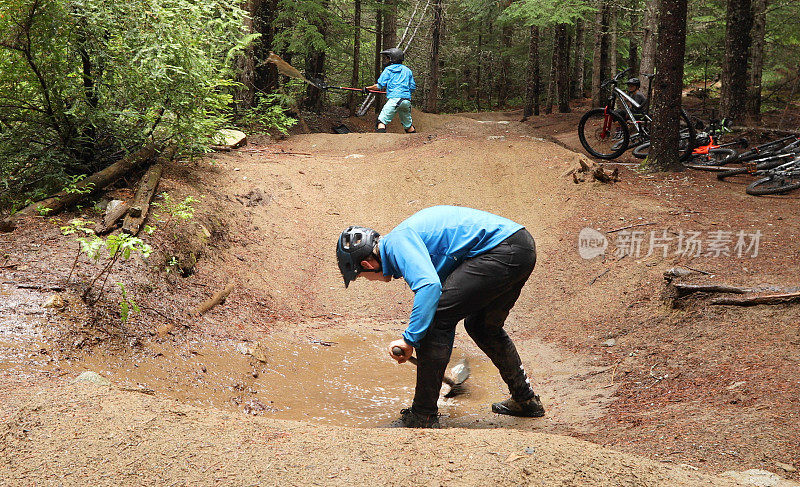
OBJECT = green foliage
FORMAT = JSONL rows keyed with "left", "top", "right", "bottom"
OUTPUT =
{"left": 152, "top": 192, "right": 199, "bottom": 221}
{"left": 501, "top": 0, "right": 593, "bottom": 27}
{"left": 0, "top": 0, "right": 253, "bottom": 212}
{"left": 117, "top": 282, "right": 140, "bottom": 326}
{"left": 62, "top": 175, "right": 95, "bottom": 195}
{"left": 61, "top": 218, "right": 151, "bottom": 304}
{"left": 240, "top": 93, "right": 298, "bottom": 135}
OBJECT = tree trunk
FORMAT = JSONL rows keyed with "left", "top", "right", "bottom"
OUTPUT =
{"left": 348, "top": 0, "right": 362, "bottom": 114}
{"left": 304, "top": 0, "right": 329, "bottom": 112}
{"left": 720, "top": 0, "right": 753, "bottom": 124}
{"left": 499, "top": 23, "right": 514, "bottom": 105}
{"left": 252, "top": 0, "right": 279, "bottom": 94}
{"left": 425, "top": 0, "right": 443, "bottom": 112}
{"left": 648, "top": 0, "right": 688, "bottom": 172}
{"left": 557, "top": 24, "right": 571, "bottom": 113}
{"left": 591, "top": 0, "right": 611, "bottom": 107}
{"left": 382, "top": 0, "right": 397, "bottom": 49}
{"left": 628, "top": 0, "right": 640, "bottom": 76}
{"left": 571, "top": 19, "right": 585, "bottom": 98}
{"left": 746, "top": 0, "right": 767, "bottom": 123}
{"left": 476, "top": 31, "right": 483, "bottom": 111}
{"left": 545, "top": 28, "right": 556, "bottom": 114}
{"left": 608, "top": 5, "right": 618, "bottom": 76}
{"left": 374, "top": 1, "right": 383, "bottom": 114}
{"left": 639, "top": 0, "right": 658, "bottom": 94}
{"left": 523, "top": 25, "right": 541, "bottom": 118}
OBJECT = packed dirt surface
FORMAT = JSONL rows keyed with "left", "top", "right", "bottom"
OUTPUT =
{"left": 1, "top": 104, "right": 799, "bottom": 485}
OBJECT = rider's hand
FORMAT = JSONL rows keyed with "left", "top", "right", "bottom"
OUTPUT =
{"left": 389, "top": 339, "right": 413, "bottom": 364}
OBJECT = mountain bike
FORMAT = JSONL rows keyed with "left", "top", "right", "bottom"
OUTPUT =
{"left": 679, "top": 118, "right": 748, "bottom": 171}
{"left": 577, "top": 68, "right": 695, "bottom": 160}
{"left": 746, "top": 156, "right": 800, "bottom": 195}
{"left": 716, "top": 136, "right": 800, "bottom": 181}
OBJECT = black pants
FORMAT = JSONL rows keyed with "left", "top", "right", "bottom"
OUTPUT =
{"left": 412, "top": 228, "right": 537, "bottom": 416}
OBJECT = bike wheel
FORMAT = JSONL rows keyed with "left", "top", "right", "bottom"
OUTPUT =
{"left": 632, "top": 141, "right": 650, "bottom": 159}
{"left": 683, "top": 148, "right": 738, "bottom": 171}
{"left": 578, "top": 108, "right": 629, "bottom": 159}
{"left": 746, "top": 173, "right": 800, "bottom": 195}
{"left": 627, "top": 110, "right": 694, "bottom": 161}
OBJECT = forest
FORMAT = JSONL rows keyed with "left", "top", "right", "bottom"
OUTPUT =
{"left": 1, "top": 0, "right": 800, "bottom": 211}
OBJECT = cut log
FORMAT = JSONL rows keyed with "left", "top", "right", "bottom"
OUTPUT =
{"left": 672, "top": 283, "right": 751, "bottom": 297}
{"left": 712, "top": 292, "right": 800, "bottom": 306}
{"left": 0, "top": 144, "right": 158, "bottom": 233}
{"left": 191, "top": 281, "right": 235, "bottom": 317}
{"left": 122, "top": 164, "right": 163, "bottom": 235}
{"left": 94, "top": 200, "right": 130, "bottom": 235}
{"left": 121, "top": 146, "right": 173, "bottom": 236}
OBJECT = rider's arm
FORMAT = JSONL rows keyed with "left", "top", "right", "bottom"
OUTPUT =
{"left": 381, "top": 231, "right": 442, "bottom": 348}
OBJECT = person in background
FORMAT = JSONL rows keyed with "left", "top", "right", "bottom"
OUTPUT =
{"left": 364, "top": 48, "right": 416, "bottom": 134}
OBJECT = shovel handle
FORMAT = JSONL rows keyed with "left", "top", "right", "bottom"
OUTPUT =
{"left": 392, "top": 346, "right": 419, "bottom": 366}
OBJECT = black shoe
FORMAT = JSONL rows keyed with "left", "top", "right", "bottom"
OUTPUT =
{"left": 404, "top": 125, "right": 416, "bottom": 133}
{"left": 491, "top": 395, "right": 545, "bottom": 418}
{"left": 390, "top": 408, "right": 440, "bottom": 428}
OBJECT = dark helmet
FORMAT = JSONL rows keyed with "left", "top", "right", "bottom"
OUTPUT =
{"left": 379, "top": 47, "right": 405, "bottom": 64}
{"left": 626, "top": 77, "right": 641, "bottom": 87}
{"left": 336, "top": 226, "right": 381, "bottom": 288}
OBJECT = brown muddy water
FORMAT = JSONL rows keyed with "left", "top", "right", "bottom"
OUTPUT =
{"left": 52, "top": 334, "right": 504, "bottom": 427}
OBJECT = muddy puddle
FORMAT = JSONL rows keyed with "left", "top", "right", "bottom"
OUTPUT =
{"left": 56, "top": 333, "right": 507, "bottom": 427}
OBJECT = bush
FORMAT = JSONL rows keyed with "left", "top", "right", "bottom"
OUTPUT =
{"left": 0, "top": 0, "right": 254, "bottom": 211}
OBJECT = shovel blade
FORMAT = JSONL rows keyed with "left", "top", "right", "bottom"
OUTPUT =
{"left": 450, "top": 358, "right": 470, "bottom": 385}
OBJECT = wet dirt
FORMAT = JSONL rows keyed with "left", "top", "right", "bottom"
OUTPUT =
{"left": 47, "top": 330, "right": 609, "bottom": 430}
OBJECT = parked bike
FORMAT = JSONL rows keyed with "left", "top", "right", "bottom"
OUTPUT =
{"left": 578, "top": 68, "right": 695, "bottom": 161}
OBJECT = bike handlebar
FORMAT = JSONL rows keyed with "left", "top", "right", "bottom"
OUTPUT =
{"left": 601, "top": 67, "right": 632, "bottom": 89}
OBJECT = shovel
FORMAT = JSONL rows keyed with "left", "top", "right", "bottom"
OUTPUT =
{"left": 392, "top": 346, "right": 470, "bottom": 397}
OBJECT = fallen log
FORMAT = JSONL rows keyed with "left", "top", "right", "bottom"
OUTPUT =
{"left": 672, "top": 283, "right": 751, "bottom": 297}
{"left": 0, "top": 144, "right": 158, "bottom": 233}
{"left": 191, "top": 281, "right": 235, "bottom": 317}
{"left": 711, "top": 292, "right": 800, "bottom": 306}
{"left": 94, "top": 200, "right": 130, "bottom": 235}
{"left": 122, "top": 147, "right": 172, "bottom": 235}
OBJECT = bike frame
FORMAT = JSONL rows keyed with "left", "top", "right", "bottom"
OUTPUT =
{"left": 602, "top": 82, "right": 650, "bottom": 139}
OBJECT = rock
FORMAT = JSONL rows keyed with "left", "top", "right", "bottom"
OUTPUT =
{"left": 344, "top": 154, "right": 364, "bottom": 159}
{"left": 249, "top": 342, "right": 269, "bottom": 363}
{"left": 213, "top": 129, "right": 247, "bottom": 149}
{"left": 42, "top": 294, "right": 66, "bottom": 309}
{"left": 236, "top": 341, "right": 268, "bottom": 363}
{"left": 156, "top": 323, "right": 174, "bottom": 338}
{"left": 721, "top": 469, "right": 797, "bottom": 487}
{"left": 74, "top": 371, "right": 111, "bottom": 386}
{"left": 602, "top": 338, "right": 616, "bottom": 347}
{"left": 664, "top": 267, "right": 693, "bottom": 279}
{"left": 776, "top": 463, "right": 797, "bottom": 473}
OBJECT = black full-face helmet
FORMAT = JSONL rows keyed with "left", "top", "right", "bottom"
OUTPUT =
{"left": 380, "top": 47, "right": 405, "bottom": 64}
{"left": 626, "top": 77, "right": 641, "bottom": 88}
{"left": 336, "top": 226, "right": 381, "bottom": 288}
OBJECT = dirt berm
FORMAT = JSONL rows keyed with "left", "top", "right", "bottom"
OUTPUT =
{"left": 1, "top": 382, "right": 742, "bottom": 486}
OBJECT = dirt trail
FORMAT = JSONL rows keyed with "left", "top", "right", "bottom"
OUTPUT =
{"left": 1, "top": 108, "right": 799, "bottom": 485}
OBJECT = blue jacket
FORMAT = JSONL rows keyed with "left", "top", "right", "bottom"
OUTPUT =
{"left": 377, "top": 64, "right": 416, "bottom": 99}
{"left": 379, "top": 206, "right": 524, "bottom": 347}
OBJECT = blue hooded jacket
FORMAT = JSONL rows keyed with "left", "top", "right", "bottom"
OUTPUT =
{"left": 376, "top": 63, "right": 416, "bottom": 99}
